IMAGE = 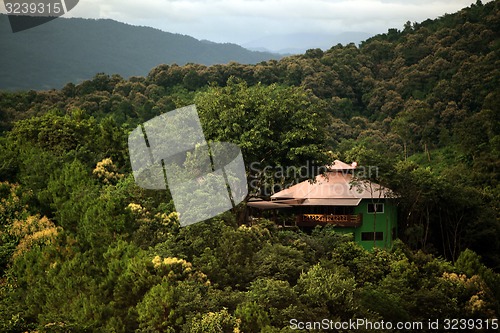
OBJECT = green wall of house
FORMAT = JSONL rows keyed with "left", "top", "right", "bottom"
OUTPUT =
{"left": 334, "top": 199, "right": 397, "bottom": 250}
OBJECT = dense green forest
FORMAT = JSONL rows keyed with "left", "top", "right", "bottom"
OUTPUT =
{"left": 0, "top": 1, "right": 499, "bottom": 332}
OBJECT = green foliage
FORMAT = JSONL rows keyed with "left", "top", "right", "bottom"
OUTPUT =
{"left": 0, "top": 181, "right": 34, "bottom": 274}
{"left": 9, "top": 109, "right": 98, "bottom": 154}
{"left": 296, "top": 264, "right": 356, "bottom": 319}
{"left": 246, "top": 278, "right": 299, "bottom": 328}
{"left": 0, "top": 137, "right": 19, "bottom": 182}
{"left": 0, "top": 1, "right": 499, "bottom": 330}
{"left": 189, "top": 308, "right": 241, "bottom": 333}
{"left": 193, "top": 223, "right": 268, "bottom": 289}
{"left": 195, "top": 79, "right": 329, "bottom": 195}
{"left": 46, "top": 159, "right": 98, "bottom": 232}
{"left": 136, "top": 280, "right": 208, "bottom": 333}
{"left": 253, "top": 243, "right": 309, "bottom": 284}
{"left": 456, "top": 249, "right": 500, "bottom": 312}
{"left": 357, "top": 284, "right": 411, "bottom": 322}
{"left": 235, "top": 301, "right": 271, "bottom": 332}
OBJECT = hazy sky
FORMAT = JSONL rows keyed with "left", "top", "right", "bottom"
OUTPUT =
{"left": 3, "top": 1, "right": 487, "bottom": 44}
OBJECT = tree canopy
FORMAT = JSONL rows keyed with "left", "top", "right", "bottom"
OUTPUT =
{"left": 0, "top": 1, "right": 499, "bottom": 331}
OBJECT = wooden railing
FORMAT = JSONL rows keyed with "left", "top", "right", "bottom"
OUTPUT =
{"left": 298, "top": 214, "right": 362, "bottom": 227}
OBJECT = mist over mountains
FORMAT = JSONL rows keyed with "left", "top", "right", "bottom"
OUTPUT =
{"left": 243, "top": 31, "right": 373, "bottom": 54}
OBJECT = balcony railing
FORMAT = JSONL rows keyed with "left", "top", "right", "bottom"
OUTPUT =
{"left": 298, "top": 214, "right": 362, "bottom": 227}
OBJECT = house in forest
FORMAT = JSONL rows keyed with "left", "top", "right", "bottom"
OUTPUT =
{"left": 248, "top": 160, "right": 397, "bottom": 250}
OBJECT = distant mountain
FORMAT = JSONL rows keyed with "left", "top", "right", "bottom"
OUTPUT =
{"left": 243, "top": 31, "right": 373, "bottom": 54}
{"left": 0, "top": 15, "right": 280, "bottom": 91}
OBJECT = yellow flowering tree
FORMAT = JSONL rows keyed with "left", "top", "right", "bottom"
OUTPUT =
{"left": 190, "top": 308, "right": 241, "bottom": 333}
{"left": 9, "top": 214, "right": 60, "bottom": 259}
{"left": 93, "top": 158, "right": 124, "bottom": 184}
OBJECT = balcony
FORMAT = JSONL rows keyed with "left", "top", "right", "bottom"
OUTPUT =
{"left": 297, "top": 213, "right": 362, "bottom": 227}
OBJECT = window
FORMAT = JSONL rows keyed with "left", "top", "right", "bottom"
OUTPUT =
{"left": 361, "top": 232, "right": 384, "bottom": 241}
{"left": 367, "top": 203, "right": 384, "bottom": 213}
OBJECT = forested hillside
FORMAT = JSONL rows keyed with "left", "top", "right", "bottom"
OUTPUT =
{"left": 0, "top": 15, "right": 279, "bottom": 91}
{"left": 0, "top": 1, "right": 499, "bottom": 332}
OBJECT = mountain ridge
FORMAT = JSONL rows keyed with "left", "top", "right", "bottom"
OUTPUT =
{"left": 0, "top": 14, "right": 280, "bottom": 91}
